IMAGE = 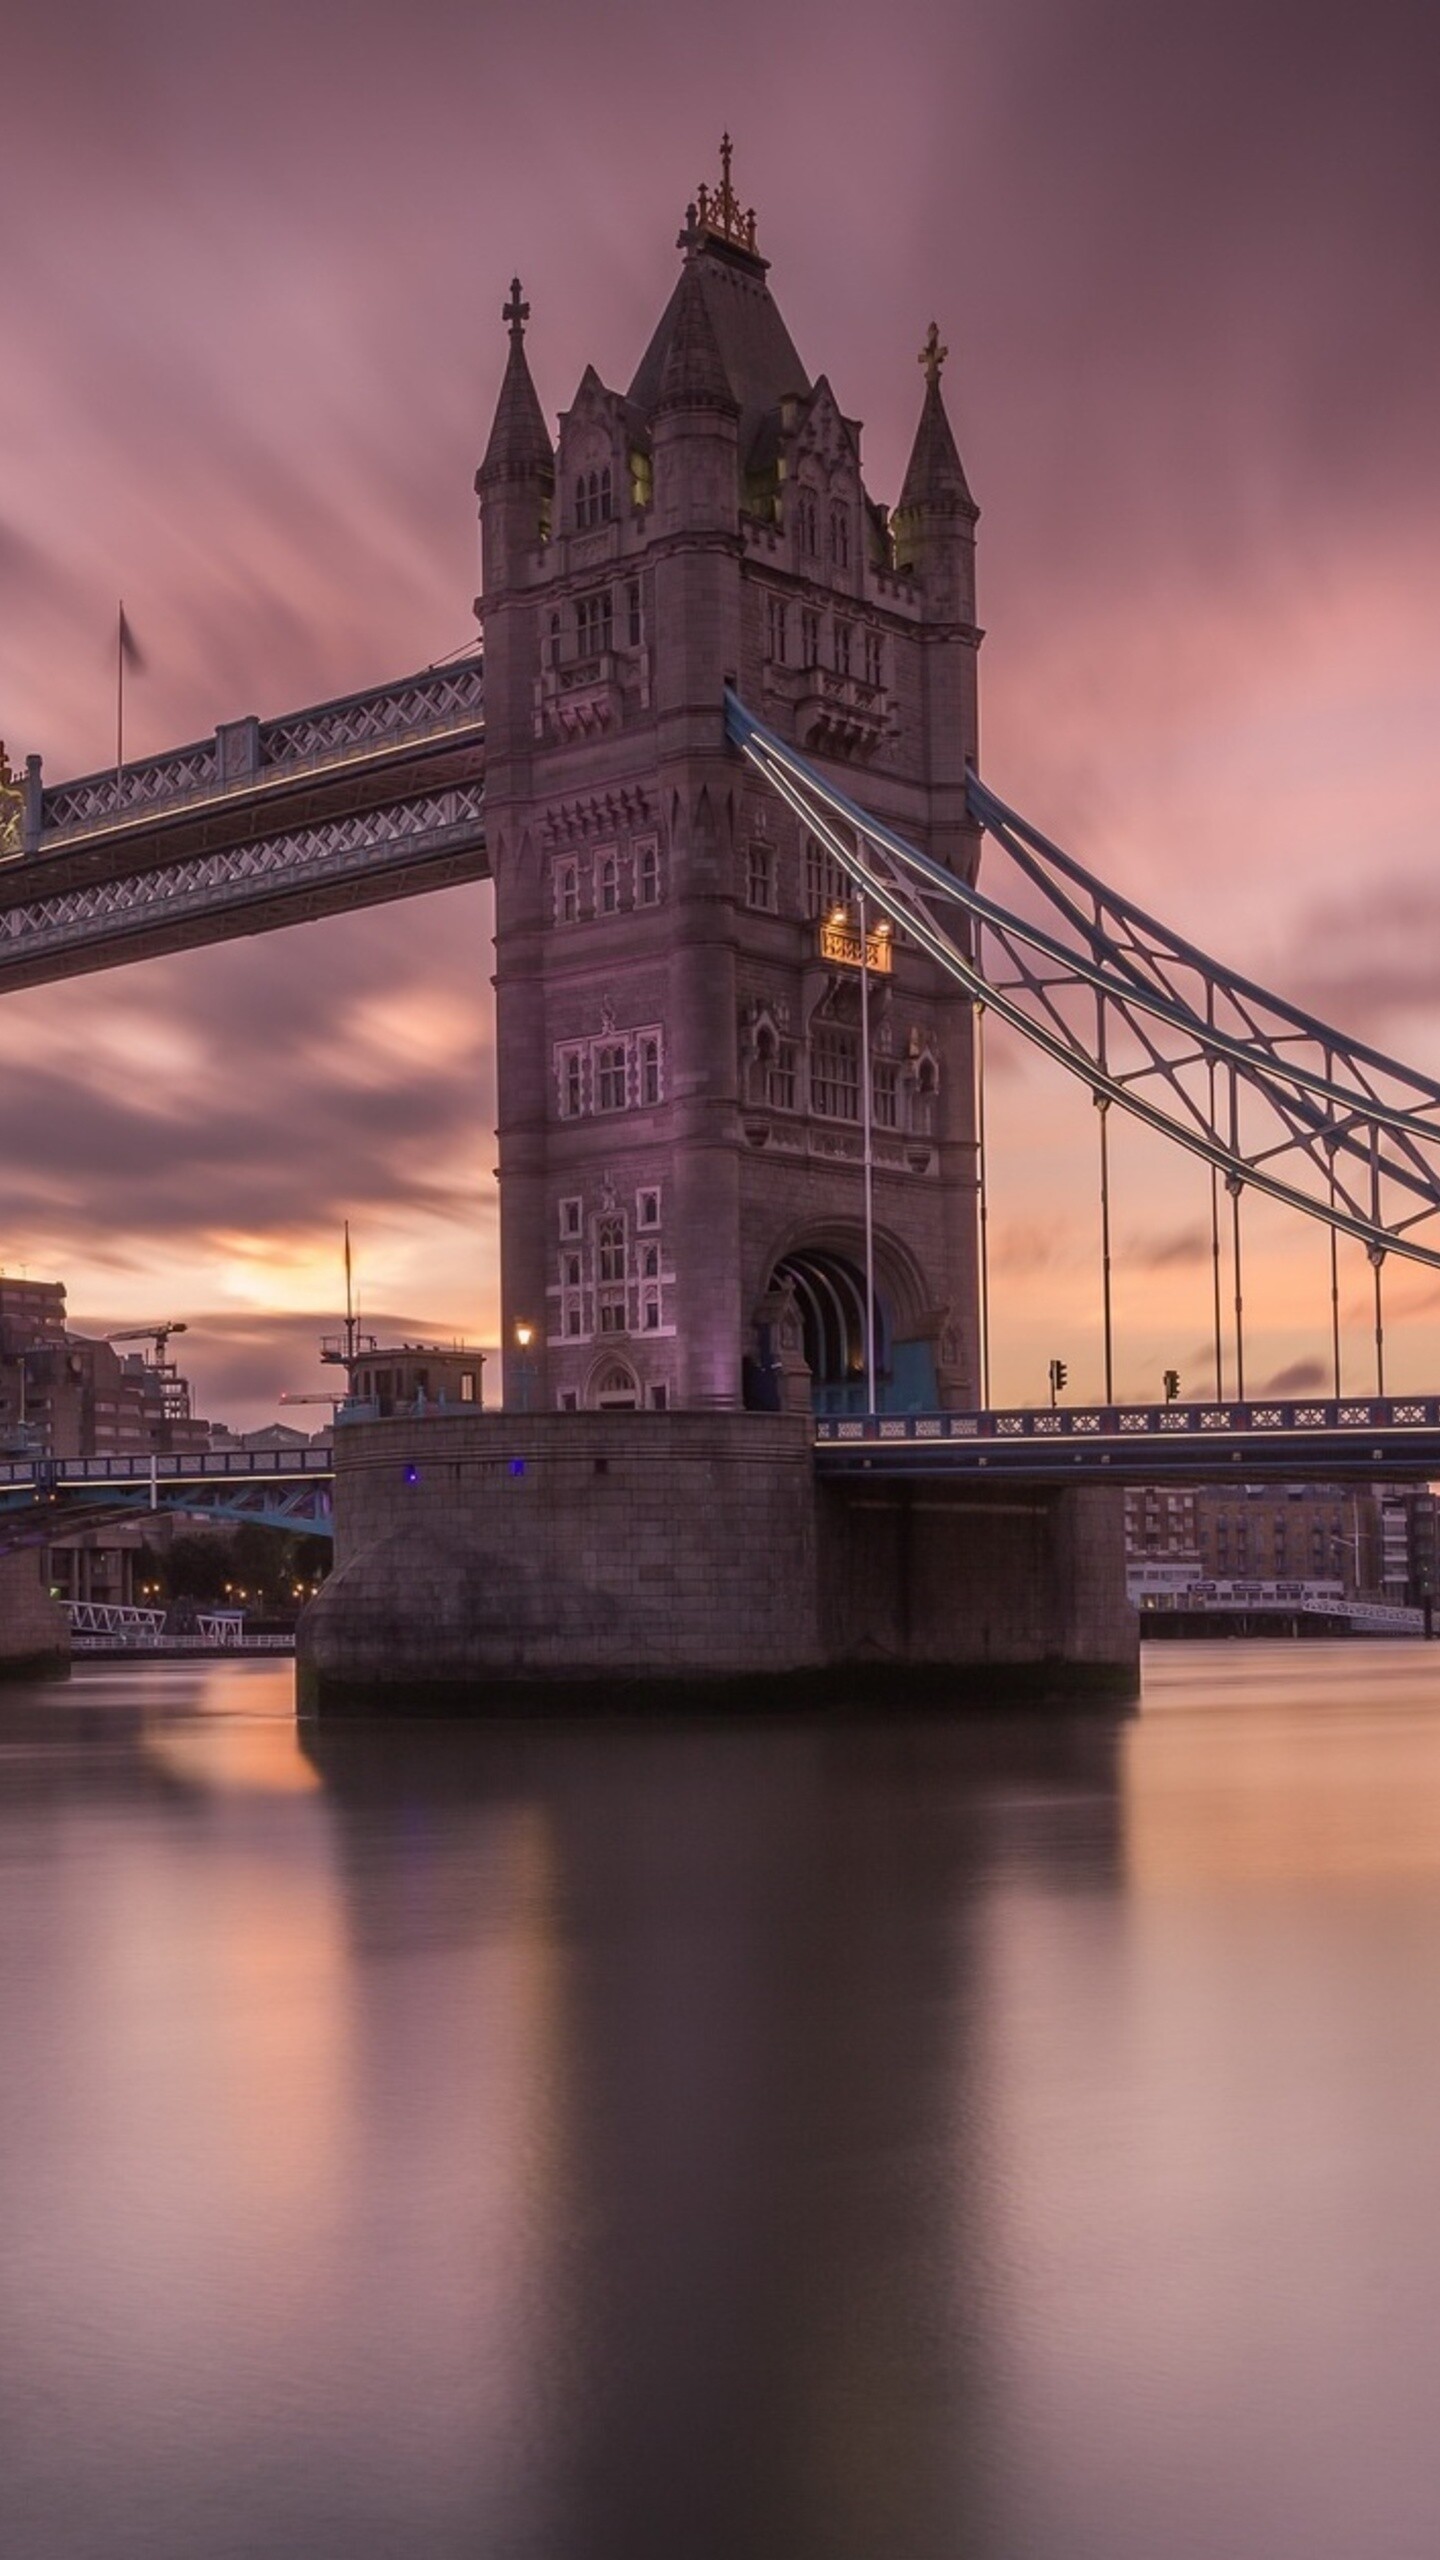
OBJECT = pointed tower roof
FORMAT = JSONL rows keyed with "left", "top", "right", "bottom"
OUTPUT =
{"left": 478, "top": 278, "right": 554, "bottom": 486}
{"left": 654, "top": 252, "right": 740, "bottom": 416}
{"left": 629, "top": 140, "right": 808, "bottom": 458}
{"left": 896, "top": 323, "right": 977, "bottom": 520}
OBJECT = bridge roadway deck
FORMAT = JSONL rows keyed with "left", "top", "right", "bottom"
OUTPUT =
{"left": 815, "top": 1395, "right": 1440, "bottom": 1482}
{"left": 1, "top": 661, "right": 486, "bottom": 990}
{"left": 6, "top": 1395, "right": 1440, "bottom": 1513}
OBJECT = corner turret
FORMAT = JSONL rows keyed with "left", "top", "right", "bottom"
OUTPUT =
{"left": 476, "top": 279, "right": 555, "bottom": 589}
{"left": 892, "top": 322, "right": 977, "bottom": 622}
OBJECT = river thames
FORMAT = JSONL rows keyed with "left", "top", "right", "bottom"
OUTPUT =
{"left": 4, "top": 1643, "right": 1440, "bottom": 2557}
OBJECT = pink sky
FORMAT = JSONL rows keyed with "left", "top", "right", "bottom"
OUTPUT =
{"left": 4, "top": 0, "right": 1438, "bottom": 1422}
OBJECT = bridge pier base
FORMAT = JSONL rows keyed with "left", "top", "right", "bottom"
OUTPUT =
{"left": 0, "top": 1551, "right": 69, "bottom": 1679}
{"left": 297, "top": 1413, "right": 1137, "bottom": 1715}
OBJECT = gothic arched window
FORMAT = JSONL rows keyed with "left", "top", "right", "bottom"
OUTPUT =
{"left": 598, "top": 852, "right": 619, "bottom": 914}
{"left": 830, "top": 504, "right": 849, "bottom": 569}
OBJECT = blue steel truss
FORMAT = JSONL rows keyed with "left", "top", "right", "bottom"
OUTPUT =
{"left": 726, "top": 691, "right": 1440, "bottom": 1274}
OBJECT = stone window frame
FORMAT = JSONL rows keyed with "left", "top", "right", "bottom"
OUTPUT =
{"left": 864, "top": 627, "right": 883, "bottom": 690}
{"left": 596, "top": 847, "right": 622, "bottom": 915}
{"left": 554, "top": 1029, "right": 665, "bottom": 1122}
{"left": 636, "top": 1186, "right": 661, "bottom": 1230}
{"left": 834, "top": 620, "right": 854, "bottom": 678}
{"left": 637, "top": 1033, "right": 662, "bottom": 1108}
{"left": 766, "top": 593, "right": 788, "bottom": 664}
{"left": 557, "top": 1045, "right": 587, "bottom": 1119}
{"left": 627, "top": 579, "right": 644, "bottom": 648}
{"left": 575, "top": 587, "right": 612, "bottom": 657}
{"left": 801, "top": 607, "right": 821, "bottom": 668}
{"left": 811, "top": 1024, "right": 861, "bottom": 1122}
{"left": 635, "top": 834, "right": 661, "bottom": 907}
{"left": 805, "top": 834, "right": 850, "bottom": 919}
{"left": 595, "top": 1041, "right": 628, "bottom": 1113}
{"left": 746, "top": 839, "right": 775, "bottom": 910}
{"left": 830, "top": 502, "right": 850, "bottom": 569}
{"left": 575, "top": 466, "right": 613, "bottom": 531}
{"left": 555, "top": 857, "right": 581, "bottom": 925}
{"left": 559, "top": 1196, "right": 584, "bottom": 1239}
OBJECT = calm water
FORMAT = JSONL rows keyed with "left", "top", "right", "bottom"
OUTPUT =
{"left": 5, "top": 1646, "right": 1440, "bottom": 2557}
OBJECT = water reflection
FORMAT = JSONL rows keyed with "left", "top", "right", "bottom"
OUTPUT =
{"left": 3, "top": 1651, "right": 1440, "bottom": 2556}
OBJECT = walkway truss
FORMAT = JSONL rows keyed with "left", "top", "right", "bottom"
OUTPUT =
{"left": 727, "top": 692, "right": 1440, "bottom": 1380}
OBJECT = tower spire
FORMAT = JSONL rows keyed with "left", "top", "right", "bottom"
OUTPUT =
{"left": 477, "top": 275, "right": 554, "bottom": 488}
{"left": 896, "top": 318, "right": 976, "bottom": 525}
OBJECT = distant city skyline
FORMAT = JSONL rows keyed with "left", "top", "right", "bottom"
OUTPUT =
{"left": 5, "top": 0, "right": 1438, "bottom": 1424}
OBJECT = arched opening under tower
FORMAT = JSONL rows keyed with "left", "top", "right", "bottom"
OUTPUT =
{"left": 743, "top": 1228, "right": 948, "bottom": 1413}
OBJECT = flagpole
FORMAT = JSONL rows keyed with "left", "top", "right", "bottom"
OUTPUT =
{"left": 116, "top": 602, "right": 124, "bottom": 784}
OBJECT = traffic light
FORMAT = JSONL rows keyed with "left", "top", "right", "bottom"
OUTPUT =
{"left": 1163, "top": 1368, "right": 1180, "bottom": 1402}
{"left": 1048, "top": 1357, "right": 1068, "bottom": 1405}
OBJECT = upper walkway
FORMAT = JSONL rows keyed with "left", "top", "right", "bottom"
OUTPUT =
{"left": 0, "top": 660, "right": 486, "bottom": 990}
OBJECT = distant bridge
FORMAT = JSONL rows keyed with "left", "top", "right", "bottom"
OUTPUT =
{"left": 0, "top": 1444, "right": 334, "bottom": 1551}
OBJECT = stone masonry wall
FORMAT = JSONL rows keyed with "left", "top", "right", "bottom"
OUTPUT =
{"left": 299, "top": 1411, "right": 824, "bottom": 1711}
{"left": 299, "top": 1414, "right": 1138, "bottom": 1712}
{"left": 818, "top": 1481, "right": 1138, "bottom": 1689}
{"left": 0, "top": 1550, "right": 69, "bottom": 1677}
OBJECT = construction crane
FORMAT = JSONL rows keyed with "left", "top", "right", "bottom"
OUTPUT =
{"left": 103, "top": 1321, "right": 188, "bottom": 1365}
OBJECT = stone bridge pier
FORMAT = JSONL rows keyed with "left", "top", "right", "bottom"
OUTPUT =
{"left": 295, "top": 1412, "right": 1137, "bottom": 1715}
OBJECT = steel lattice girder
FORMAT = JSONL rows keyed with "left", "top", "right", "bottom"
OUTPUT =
{"left": 725, "top": 690, "right": 1440, "bottom": 1272}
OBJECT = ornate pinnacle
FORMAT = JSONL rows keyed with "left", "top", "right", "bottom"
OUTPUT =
{"left": 503, "top": 277, "right": 530, "bottom": 343}
{"left": 692, "top": 134, "right": 759, "bottom": 257}
{"left": 919, "top": 321, "right": 948, "bottom": 388}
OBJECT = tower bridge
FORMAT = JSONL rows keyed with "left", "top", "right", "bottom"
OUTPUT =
{"left": 5, "top": 142, "right": 1437, "bottom": 1704}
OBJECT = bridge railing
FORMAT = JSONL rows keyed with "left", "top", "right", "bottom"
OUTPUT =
{"left": 33, "top": 661, "right": 484, "bottom": 846}
{"left": 816, "top": 1397, "right": 1440, "bottom": 1444}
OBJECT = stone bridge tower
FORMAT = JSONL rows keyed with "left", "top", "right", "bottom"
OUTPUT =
{"left": 477, "top": 145, "right": 983, "bottom": 1415}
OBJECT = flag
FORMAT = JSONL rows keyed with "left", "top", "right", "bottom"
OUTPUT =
{"left": 118, "top": 604, "right": 146, "bottom": 673}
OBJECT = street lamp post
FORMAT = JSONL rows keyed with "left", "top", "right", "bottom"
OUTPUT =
{"left": 513, "top": 1319, "right": 535, "bottom": 1414}
{"left": 857, "top": 889, "right": 877, "bottom": 1418}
